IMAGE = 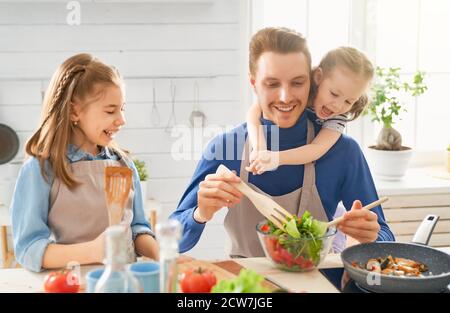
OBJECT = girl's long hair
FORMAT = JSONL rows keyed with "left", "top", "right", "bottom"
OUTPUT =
{"left": 26, "top": 53, "right": 128, "bottom": 188}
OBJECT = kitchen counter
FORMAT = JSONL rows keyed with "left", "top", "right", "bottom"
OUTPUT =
{"left": 1, "top": 248, "right": 449, "bottom": 293}
{"left": 0, "top": 254, "right": 344, "bottom": 293}
{"left": 375, "top": 166, "right": 450, "bottom": 196}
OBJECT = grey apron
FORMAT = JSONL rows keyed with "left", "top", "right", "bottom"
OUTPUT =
{"left": 224, "top": 120, "right": 346, "bottom": 257}
{"left": 48, "top": 158, "right": 136, "bottom": 261}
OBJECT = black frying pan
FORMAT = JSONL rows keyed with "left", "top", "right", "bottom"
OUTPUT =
{"left": 341, "top": 215, "right": 450, "bottom": 293}
{"left": 0, "top": 123, "right": 19, "bottom": 165}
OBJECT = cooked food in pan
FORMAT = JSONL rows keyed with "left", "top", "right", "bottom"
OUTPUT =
{"left": 352, "top": 255, "right": 429, "bottom": 277}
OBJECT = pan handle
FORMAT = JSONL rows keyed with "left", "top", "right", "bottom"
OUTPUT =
{"left": 411, "top": 214, "right": 439, "bottom": 245}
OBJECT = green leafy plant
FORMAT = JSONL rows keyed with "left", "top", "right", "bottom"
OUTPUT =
{"left": 365, "top": 67, "right": 427, "bottom": 150}
{"left": 211, "top": 269, "right": 270, "bottom": 293}
{"left": 133, "top": 159, "right": 148, "bottom": 181}
{"left": 447, "top": 145, "right": 450, "bottom": 152}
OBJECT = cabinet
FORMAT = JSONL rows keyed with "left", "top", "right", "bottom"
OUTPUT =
{"left": 376, "top": 167, "right": 450, "bottom": 247}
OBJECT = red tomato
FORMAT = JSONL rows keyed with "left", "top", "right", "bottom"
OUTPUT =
{"left": 271, "top": 250, "right": 282, "bottom": 263}
{"left": 303, "top": 260, "right": 314, "bottom": 269}
{"left": 43, "top": 269, "right": 80, "bottom": 293}
{"left": 294, "top": 255, "right": 305, "bottom": 267}
{"left": 280, "top": 248, "right": 292, "bottom": 263}
{"left": 265, "top": 237, "right": 276, "bottom": 252}
{"left": 261, "top": 224, "right": 270, "bottom": 233}
{"left": 180, "top": 267, "right": 217, "bottom": 293}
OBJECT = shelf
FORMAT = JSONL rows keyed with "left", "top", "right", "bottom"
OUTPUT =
{"left": 375, "top": 166, "right": 450, "bottom": 196}
{"left": 0, "top": 74, "right": 221, "bottom": 82}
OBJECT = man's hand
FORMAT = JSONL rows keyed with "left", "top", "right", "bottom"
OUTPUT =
{"left": 337, "top": 200, "right": 380, "bottom": 243}
{"left": 195, "top": 170, "right": 243, "bottom": 223}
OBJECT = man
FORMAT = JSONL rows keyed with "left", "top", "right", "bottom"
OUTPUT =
{"left": 170, "top": 27, "right": 394, "bottom": 257}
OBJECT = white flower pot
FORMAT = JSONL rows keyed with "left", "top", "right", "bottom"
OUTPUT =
{"left": 140, "top": 181, "right": 148, "bottom": 203}
{"left": 366, "top": 147, "right": 413, "bottom": 181}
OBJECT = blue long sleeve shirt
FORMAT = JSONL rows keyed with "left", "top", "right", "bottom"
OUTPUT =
{"left": 11, "top": 145, "right": 153, "bottom": 272}
{"left": 170, "top": 111, "right": 395, "bottom": 253}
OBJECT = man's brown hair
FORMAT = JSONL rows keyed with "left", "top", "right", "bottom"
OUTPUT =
{"left": 249, "top": 27, "right": 312, "bottom": 76}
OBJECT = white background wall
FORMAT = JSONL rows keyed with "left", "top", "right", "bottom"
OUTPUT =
{"left": 0, "top": 0, "right": 252, "bottom": 260}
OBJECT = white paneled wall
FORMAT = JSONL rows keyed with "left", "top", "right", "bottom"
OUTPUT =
{"left": 0, "top": 0, "right": 250, "bottom": 260}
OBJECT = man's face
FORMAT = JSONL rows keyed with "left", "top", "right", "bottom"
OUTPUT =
{"left": 251, "top": 51, "right": 310, "bottom": 128}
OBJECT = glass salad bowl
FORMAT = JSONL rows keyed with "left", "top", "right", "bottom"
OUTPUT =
{"left": 256, "top": 212, "right": 337, "bottom": 272}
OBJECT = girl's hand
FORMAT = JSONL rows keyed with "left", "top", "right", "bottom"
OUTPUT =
{"left": 177, "top": 254, "right": 195, "bottom": 264}
{"left": 245, "top": 150, "right": 280, "bottom": 175}
{"left": 337, "top": 200, "right": 380, "bottom": 243}
{"left": 249, "top": 148, "right": 259, "bottom": 164}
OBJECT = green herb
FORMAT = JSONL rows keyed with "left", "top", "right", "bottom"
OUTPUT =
{"left": 133, "top": 159, "right": 148, "bottom": 181}
{"left": 363, "top": 67, "right": 427, "bottom": 150}
{"left": 211, "top": 269, "right": 270, "bottom": 293}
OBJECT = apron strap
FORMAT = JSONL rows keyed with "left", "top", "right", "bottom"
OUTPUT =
{"left": 239, "top": 137, "right": 251, "bottom": 183}
{"left": 297, "top": 120, "right": 316, "bottom": 215}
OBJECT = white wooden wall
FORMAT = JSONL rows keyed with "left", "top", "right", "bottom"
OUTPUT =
{"left": 0, "top": 0, "right": 250, "bottom": 260}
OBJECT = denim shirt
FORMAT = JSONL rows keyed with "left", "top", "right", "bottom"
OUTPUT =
{"left": 11, "top": 145, "right": 153, "bottom": 272}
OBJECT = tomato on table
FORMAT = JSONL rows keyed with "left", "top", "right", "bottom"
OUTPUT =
{"left": 179, "top": 267, "right": 217, "bottom": 293}
{"left": 43, "top": 269, "right": 80, "bottom": 293}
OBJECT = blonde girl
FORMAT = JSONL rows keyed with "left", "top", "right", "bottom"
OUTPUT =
{"left": 11, "top": 53, "right": 159, "bottom": 272}
{"left": 246, "top": 46, "right": 374, "bottom": 174}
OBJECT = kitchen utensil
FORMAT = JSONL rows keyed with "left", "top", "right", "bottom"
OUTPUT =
{"left": 341, "top": 214, "right": 450, "bottom": 293}
{"left": 0, "top": 124, "right": 20, "bottom": 165}
{"left": 216, "top": 164, "right": 293, "bottom": 230}
{"left": 165, "top": 81, "right": 177, "bottom": 133}
{"left": 150, "top": 82, "right": 160, "bottom": 126}
{"left": 129, "top": 261, "right": 160, "bottom": 293}
{"left": 104, "top": 166, "right": 132, "bottom": 225}
{"left": 326, "top": 197, "right": 389, "bottom": 228}
{"left": 189, "top": 81, "right": 206, "bottom": 128}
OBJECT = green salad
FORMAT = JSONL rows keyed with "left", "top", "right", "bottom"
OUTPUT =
{"left": 261, "top": 211, "right": 330, "bottom": 269}
{"left": 274, "top": 211, "right": 328, "bottom": 239}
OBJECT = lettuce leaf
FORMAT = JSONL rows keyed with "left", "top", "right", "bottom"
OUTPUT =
{"left": 211, "top": 269, "right": 270, "bottom": 293}
{"left": 284, "top": 217, "right": 301, "bottom": 238}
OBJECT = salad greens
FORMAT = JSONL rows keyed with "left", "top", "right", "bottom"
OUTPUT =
{"left": 211, "top": 269, "right": 270, "bottom": 293}
{"left": 269, "top": 211, "right": 328, "bottom": 239}
{"left": 267, "top": 211, "right": 329, "bottom": 264}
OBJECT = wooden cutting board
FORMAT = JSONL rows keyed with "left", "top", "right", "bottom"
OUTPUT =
{"left": 178, "top": 260, "right": 280, "bottom": 292}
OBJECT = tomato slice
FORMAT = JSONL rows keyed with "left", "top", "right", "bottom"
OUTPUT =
{"left": 261, "top": 224, "right": 270, "bottom": 233}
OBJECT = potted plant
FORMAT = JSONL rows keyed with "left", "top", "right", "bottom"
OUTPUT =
{"left": 133, "top": 158, "right": 149, "bottom": 202}
{"left": 364, "top": 67, "right": 427, "bottom": 180}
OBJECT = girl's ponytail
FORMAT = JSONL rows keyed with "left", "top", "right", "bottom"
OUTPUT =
{"left": 347, "top": 93, "right": 369, "bottom": 121}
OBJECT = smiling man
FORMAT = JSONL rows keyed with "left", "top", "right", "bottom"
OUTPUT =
{"left": 170, "top": 27, "right": 394, "bottom": 257}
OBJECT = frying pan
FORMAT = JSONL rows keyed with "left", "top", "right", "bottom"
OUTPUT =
{"left": 341, "top": 215, "right": 450, "bottom": 293}
{"left": 0, "top": 123, "right": 19, "bottom": 165}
